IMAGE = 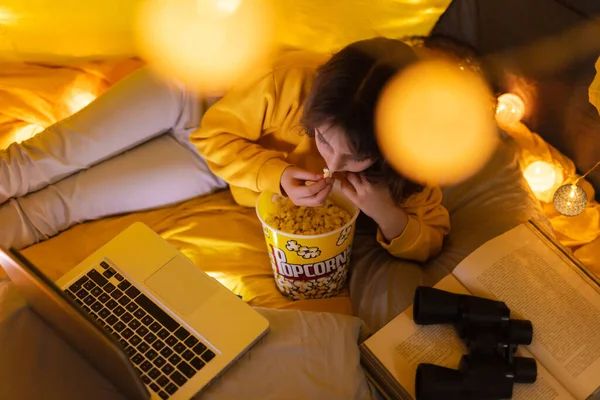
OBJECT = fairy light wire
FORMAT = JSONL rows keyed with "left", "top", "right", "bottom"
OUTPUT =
{"left": 574, "top": 160, "right": 600, "bottom": 185}
{"left": 543, "top": 158, "right": 599, "bottom": 187}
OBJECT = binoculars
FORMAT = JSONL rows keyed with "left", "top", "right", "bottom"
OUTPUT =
{"left": 416, "top": 354, "right": 537, "bottom": 400}
{"left": 413, "top": 286, "right": 537, "bottom": 400}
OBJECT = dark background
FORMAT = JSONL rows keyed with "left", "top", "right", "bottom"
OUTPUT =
{"left": 431, "top": 0, "right": 600, "bottom": 200}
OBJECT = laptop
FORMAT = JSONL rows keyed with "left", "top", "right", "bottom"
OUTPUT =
{"left": 0, "top": 222, "right": 270, "bottom": 400}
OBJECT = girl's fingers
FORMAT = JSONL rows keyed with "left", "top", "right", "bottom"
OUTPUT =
{"left": 294, "top": 179, "right": 334, "bottom": 206}
{"left": 340, "top": 179, "right": 358, "bottom": 203}
{"left": 290, "top": 168, "right": 322, "bottom": 182}
{"left": 307, "top": 182, "right": 333, "bottom": 206}
{"left": 345, "top": 173, "right": 363, "bottom": 192}
{"left": 294, "top": 178, "right": 328, "bottom": 197}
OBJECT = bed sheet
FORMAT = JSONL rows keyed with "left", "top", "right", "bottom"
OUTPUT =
{"left": 11, "top": 190, "right": 354, "bottom": 315}
{"left": 0, "top": 59, "right": 354, "bottom": 315}
{"left": 1, "top": 56, "right": 598, "bottom": 320}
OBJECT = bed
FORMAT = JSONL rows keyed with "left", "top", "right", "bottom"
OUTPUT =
{"left": 0, "top": 58, "right": 547, "bottom": 314}
{"left": 1, "top": 0, "right": 600, "bottom": 398}
{"left": 1, "top": 57, "right": 598, "bottom": 324}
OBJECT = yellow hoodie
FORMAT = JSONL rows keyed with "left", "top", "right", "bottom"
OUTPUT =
{"left": 191, "top": 51, "right": 450, "bottom": 262}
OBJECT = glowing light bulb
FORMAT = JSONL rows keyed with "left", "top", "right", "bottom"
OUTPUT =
{"left": 553, "top": 184, "right": 588, "bottom": 216}
{"left": 14, "top": 124, "right": 44, "bottom": 143}
{"left": 523, "top": 161, "right": 560, "bottom": 194}
{"left": 67, "top": 89, "right": 96, "bottom": 115}
{"left": 495, "top": 93, "right": 525, "bottom": 125}
{"left": 376, "top": 59, "right": 498, "bottom": 186}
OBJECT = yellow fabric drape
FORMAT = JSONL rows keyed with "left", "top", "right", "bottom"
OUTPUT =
{"left": 0, "top": 0, "right": 450, "bottom": 62}
{"left": 503, "top": 122, "right": 600, "bottom": 277}
{"left": 590, "top": 57, "right": 600, "bottom": 114}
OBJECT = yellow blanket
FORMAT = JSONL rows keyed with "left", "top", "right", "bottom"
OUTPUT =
{"left": 16, "top": 190, "right": 354, "bottom": 315}
{"left": 1, "top": 56, "right": 598, "bottom": 316}
{"left": 0, "top": 60, "right": 354, "bottom": 314}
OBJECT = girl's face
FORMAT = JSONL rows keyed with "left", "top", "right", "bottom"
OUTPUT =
{"left": 314, "top": 124, "right": 376, "bottom": 173}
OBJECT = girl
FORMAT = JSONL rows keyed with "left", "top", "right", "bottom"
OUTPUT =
{"left": 0, "top": 36, "right": 479, "bottom": 261}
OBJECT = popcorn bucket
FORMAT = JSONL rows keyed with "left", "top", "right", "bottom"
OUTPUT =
{"left": 256, "top": 188, "right": 359, "bottom": 300}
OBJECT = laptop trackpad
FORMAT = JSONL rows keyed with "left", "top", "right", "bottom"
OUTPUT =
{"left": 145, "top": 257, "right": 218, "bottom": 317}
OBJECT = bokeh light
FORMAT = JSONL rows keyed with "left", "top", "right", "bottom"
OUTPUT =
{"left": 213, "top": 0, "right": 242, "bottom": 14}
{"left": 495, "top": 93, "right": 525, "bottom": 126}
{"left": 135, "top": 0, "right": 274, "bottom": 93}
{"left": 523, "top": 160, "right": 563, "bottom": 201}
{"left": 0, "top": 6, "right": 15, "bottom": 25}
{"left": 375, "top": 59, "right": 498, "bottom": 186}
{"left": 14, "top": 124, "right": 44, "bottom": 143}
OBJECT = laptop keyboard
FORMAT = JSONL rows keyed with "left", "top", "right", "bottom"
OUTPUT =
{"left": 63, "top": 261, "right": 216, "bottom": 399}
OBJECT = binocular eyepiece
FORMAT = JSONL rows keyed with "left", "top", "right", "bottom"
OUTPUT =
{"left": 416, "top": 354, "right": 537, "bottom": 400}
{"left": 412, "top": 286, "right": 537, "bottom": 400}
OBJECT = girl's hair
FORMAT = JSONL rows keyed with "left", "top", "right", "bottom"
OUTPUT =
{"left": 301, "top": 37, "right": 424, "bottom": 203}
{"left": 301, "top": 35, "right": 490, "bottom": 203}
{"left": 403, "top": 34, "right": 498, "bottom": 92}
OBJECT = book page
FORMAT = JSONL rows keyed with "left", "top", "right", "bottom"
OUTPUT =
{"left": 363, "top": 275, "right": 467, "bottom": 398}
{"left": 513, "top": 347, "right": 576, "bottom": 400}
{"left": 453, "top": 224, "right": 600, "bottom": 400}
{"left": 363, "top": 274, "right": 574, "bottom": 399}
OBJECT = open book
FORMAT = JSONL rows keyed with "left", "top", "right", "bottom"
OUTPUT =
{"left": 360, "top": 221, "right": 600, "bottom": 400}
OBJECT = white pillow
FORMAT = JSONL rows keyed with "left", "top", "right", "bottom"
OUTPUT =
{"left": 200, "top": 307, "right": 373, "bottom": 400}
{"left": 0, "top": 280, "right": 374, "bottom": 400}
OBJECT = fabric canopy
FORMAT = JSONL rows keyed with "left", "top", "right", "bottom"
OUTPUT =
{"left": 0, "top": 0, "right": 451, "bottom": 62}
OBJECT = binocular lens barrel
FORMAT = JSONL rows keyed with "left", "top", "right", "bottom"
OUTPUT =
{"left": 413, "top": 287, "right": 461, "bottom": 325}
{"left": 414, "top": 287, "right": 532, "bottom": 344}
{"left": 416, "top": 357, "right": 537, "bottom": 400}
{"left": 512, "top": 357, "right": 537, "bottom": 383}
{"left": 416, "top": 364, "right": 464, "bottom": 400}
{"left": 508, "top": 319, "right": 533, "bottom": 345}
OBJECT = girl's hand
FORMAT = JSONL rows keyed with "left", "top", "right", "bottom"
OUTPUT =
{"left": 341, "top": 173, "right": 408, "bottom": 241}
{"left": 280, "top": 166, "right": 334, "bottom": 206}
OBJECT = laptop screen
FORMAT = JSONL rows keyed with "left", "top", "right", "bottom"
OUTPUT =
{"left": 0, "top": 247, "right": 149, "bottom": 400}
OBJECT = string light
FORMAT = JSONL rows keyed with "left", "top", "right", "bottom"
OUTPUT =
{"left": 495, "top": 93, "right": 525, "bottom": 125}
{"left": 66, "top": 88, "right": 96, "bottom": 115}
{"left": 553, "top": 184, "right": 588, "bottom": 217}
{"left": 523, "top": 161, "right": 561, "bottom": 195}
{"left": 493, "top": 88, "right": 596, "bottom": 217}
{"left": 552, "top": 160, "right": 600, "bottom": 216}
{"left": 11, "top": 86, "right": 95, "bottom": 145}
{"left": 14, "top": 124, "right": 44, "bottom": 143}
